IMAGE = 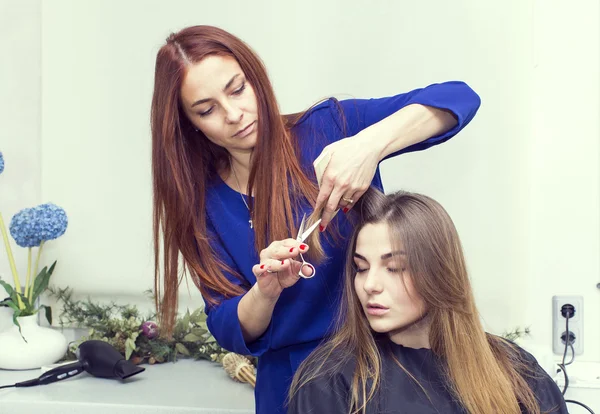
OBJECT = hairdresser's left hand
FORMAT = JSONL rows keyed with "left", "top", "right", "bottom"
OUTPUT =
{"left": 314, "top": 133, "right": 380, "bottom": 231}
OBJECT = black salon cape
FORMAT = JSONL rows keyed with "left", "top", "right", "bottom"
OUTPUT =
{"left": 288, "top": 338, "right": 568, "bottom": 414}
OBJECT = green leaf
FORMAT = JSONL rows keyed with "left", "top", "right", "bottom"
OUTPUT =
{"left": 0, "top": 280, "right": 23, "bottom": 309}
{"left": 11, "top": 309, "right": 27, "bottom": 342}
{"left": 41, "top": 305, "right": 52, "bottom": 325}
{"left": 0, "top": 279, "right": 15, "bottom": 297}
{"left": 204, "top": 336, "right": 216, "bottom": 343}
{"left": 175, "top": 342, "right": 190, "bottom": 356}
{"left": 183, "top": 333, "right": 202, "bottom": 342}
{"left": 125, "top": 338, "right": 137, "bottom": 360}
{"left": 5, "top": 299, "right": 19, "bottom": 312}
{"left": 31, "top": 261, "right": 57, "bottom": 304}
{"left": 190, "top": 308, "right": 207, "bottom": 324}
{"left": 182, "top": 309, "right": 191, "bottom": 328}
{"left": 191, "top": 328, "right": 208, "bottom": 337}
{"left": 19, "top": 294, "right": 32, "bottom": 311}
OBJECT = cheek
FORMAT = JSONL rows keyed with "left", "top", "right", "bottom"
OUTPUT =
{"left": 197, "top": 119, "right": 225, "bottom": 143}
{"left": 398, "top": 277, "right": 426, "bottom": 315}
{"left": 244, "top": 86, "right": 258, "bottom": 112}
{"left": 353, "top": 276, "right": 365, "bottom": 302}
{"left": 392, "top": 277, "right": 420, "bottom": 310}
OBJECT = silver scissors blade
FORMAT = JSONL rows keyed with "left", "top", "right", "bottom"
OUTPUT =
{"left": 296, "top": 214, "right": 307, "bottom": 240}
{"left": 299, "top": 218, "right": 322, "bottom": 243}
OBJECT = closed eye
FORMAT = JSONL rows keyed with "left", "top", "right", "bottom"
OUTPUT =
{"left": 232, "top": 82, "right": 246, "bottom": 95}
{"left": 198, "top": 107, "right": 214, "bottom": 117}
{"left": 388, "top": 267, "right": 407, "bottom": 273}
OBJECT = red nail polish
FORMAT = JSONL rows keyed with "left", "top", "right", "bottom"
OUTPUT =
{"left": 281, "top": 260, "right": 285, "bottom": 265}
{"left": 289, "top": 247, "right": 294, "bottom": 253}
{"left": 343, "top": 207, "right": 349, "bottom": 214}
{"left": 260, "top": 264, "right": 265, "bottom": 270}
{"left": 319, "top": 225, "right": 325, "bottom": 232}
{"left": 299, "top": 244, "right": 307, "bottom": 251}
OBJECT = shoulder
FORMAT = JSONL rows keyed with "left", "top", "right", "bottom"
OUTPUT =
{"left": 488, "top": 335, "right": 567, "bottom": 412}
{"left": 297, "top": 349, "right": 357, "bottom": 396}
{"left": 288, "top": 355, "right": 355, "bottom": 414}
{"left": 287, "top": 98, "right": 341, "bottom": 130}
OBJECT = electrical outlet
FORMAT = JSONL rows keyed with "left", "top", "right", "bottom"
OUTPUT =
{"left": 552, "top": 295, "right": 583, "bottom": 356}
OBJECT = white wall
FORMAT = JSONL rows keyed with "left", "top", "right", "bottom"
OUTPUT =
{"left": 0, "top": 0, "right": 42, "bottom": 290}
{"left": 0, "top": 0, "right": 597, "bottom": 370}
{"left": 526, "top": 0, "right": 600, "bottom": 363}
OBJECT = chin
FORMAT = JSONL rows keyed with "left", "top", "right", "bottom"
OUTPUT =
{"left": 367, "top": 320, "right": 394, "bottom": 334}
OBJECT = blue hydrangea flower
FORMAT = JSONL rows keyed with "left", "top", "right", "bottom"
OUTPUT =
{"left": 0, "top": 152, "right": 4, "bottom": 175}
{"left": 9, "top": 208, "right": 41, "bottom": 247}
{"left": 33, "top": 203, "right": 68, "bottom": 241}
{"left": 9, "top": 203, "right": 68, "bottom": 247}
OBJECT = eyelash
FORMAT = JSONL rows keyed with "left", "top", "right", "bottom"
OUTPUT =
{"left": 354, "top": 267, "right": 404, "bottom": 274}
{"left": 232, "top": 83, "right": 246, "bottom": 95}
{"left": 198, "top": 82, "right": 246, "bottom": 117}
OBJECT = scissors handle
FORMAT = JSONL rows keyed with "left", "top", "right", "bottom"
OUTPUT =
{"left": 299, "top": 262, "right": 316, "bottom": 279}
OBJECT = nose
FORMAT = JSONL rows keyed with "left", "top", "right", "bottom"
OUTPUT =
{"left": 223, "top": 101, "right": 243, "bottom": 124}
{"left": 362, "top": 269, "right": 383, "bottom": 294}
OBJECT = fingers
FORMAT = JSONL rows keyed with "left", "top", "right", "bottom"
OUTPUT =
{"left": 286, "top": 260, "right": 315, "bottom": 279}
{"left": 319, "top": 183, "right": 347, "bottom": 230}
{"left": 252, "top": 258, "right": 289, "bottom": 278}
{"left": 314, "top": 171, "right": 368, "bottom": 232}
{"left": 259, "top": 239, "right": 309, "bottom": 261}
{"left": 300, "top": 263, "right": 315, "bottom": 278}
{"left": 315, "top": 177, "right": 334, "bottom": 213}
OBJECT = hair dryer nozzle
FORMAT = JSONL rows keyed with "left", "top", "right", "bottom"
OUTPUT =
{"left": 115, "top": 359, "right": 145, "bottom": 379}
{"left": 77, "top": 340, "right": 145, "bottom": 380}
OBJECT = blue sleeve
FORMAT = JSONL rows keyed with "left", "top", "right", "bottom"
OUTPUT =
{"left": 337, "top": 81, "right": 481, "bottom": 160}
{"left": 204, "top": 221, "right": 272, "bottom": 357}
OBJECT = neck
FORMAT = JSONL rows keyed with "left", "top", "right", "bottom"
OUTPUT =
{"left": 388, "top": 313, "right": 431, "bottom": 349}
{"left": 228, "top": 151, "right": 252, "bottom": 195}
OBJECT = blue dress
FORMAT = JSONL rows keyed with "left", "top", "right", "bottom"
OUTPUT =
{"left": 204, "top": 81, "right": 481, "bottom": 414}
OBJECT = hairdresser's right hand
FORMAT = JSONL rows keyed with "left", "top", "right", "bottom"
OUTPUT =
{"left": 251, "top": 239, "right": 312, "bottom": 300}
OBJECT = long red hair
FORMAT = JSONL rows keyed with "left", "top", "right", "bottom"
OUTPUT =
{"left": 151, "top": 25, "right": 323, "bottom": 334}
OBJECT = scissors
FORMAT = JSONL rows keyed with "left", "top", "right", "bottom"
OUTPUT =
{"left": 295, "top": 213, "right": 321, "bottom": 279}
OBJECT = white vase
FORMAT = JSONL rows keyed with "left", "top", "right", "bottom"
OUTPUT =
{"left": 0, "top": 314, "right": 67, "bottom": 370}
{"left": 0, "top": 306, "right": 12, "bottom": 332}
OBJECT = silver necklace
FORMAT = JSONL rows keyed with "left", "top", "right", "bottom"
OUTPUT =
{"left": 230, "top": 162, "right": 253, "bottom": 229}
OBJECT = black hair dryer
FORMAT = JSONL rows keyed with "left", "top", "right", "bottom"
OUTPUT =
{"left": 15, "top": 340, "right": 145, "bottom": 388}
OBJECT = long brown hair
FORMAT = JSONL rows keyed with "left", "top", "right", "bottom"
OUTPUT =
{"left": 290, "top": 189, "right": 544, "bottom": 414}
{"left": 151, "top": 25, "right": 323, "bottom": 334}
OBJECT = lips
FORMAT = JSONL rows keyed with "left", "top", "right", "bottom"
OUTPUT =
{"left": 233, "top": 121, "right": 256, "bottom": 137}
{"left": 367, "top": 303, "right": 388, "bottom": 310}
{"left": 366, "top": 303, "right": 389, "bottom": 316}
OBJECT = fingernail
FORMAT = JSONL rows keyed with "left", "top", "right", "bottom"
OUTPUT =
{"left": 299, "top": 244, "right": 307, "bottom": 251}
{"left": 319, "top": 225, "right": 325, "bottom": 232}
{"left": 281, "top": 260, "right": 285, "bottom": 265}
{"left": 289, "top": 247, "right": 294, "bottom": 253}
{"left": 343, "top": 207, "right": 349, "bottom": 214}
{"left": 260, "top": 264, "right": 265, "bottom": 270}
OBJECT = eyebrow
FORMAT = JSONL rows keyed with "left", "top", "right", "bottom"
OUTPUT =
{"left": 353, "top": 251, "right": 406, "bottom": 261}
{"left": 191, "top": 74, "right": 240, "bottom": 107}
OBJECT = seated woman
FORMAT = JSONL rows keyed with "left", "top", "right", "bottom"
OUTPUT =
{"left": 287, "top": 190, "right": 567, "bottom": 414}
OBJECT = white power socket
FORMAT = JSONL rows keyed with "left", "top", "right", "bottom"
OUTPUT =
{"left": 552, "top": 295, "right": 583, "bottom": 356}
